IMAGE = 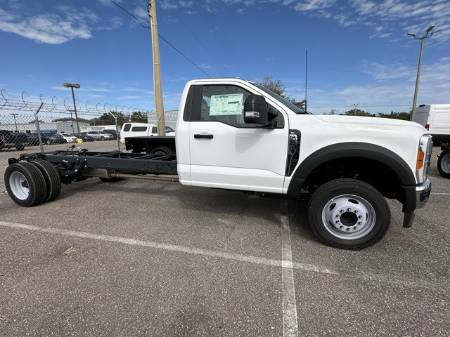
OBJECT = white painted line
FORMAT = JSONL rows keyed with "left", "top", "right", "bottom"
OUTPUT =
{"left": 431, "top": 192, "right": 450, "bottom": 196}
{"left": 0, "top": 221, "right": 338, "bottom": 276}
{"left": 280, "top": 214, "right": 299, "bottom": 337}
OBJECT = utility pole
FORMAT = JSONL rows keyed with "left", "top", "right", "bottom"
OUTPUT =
{"left": 63, "top": 83, "right": 81, "bottom": 136}
{"left": 305, "top": 49, "right": 308, "bottom": 114}
{"left": 408, "top": 25, "right": 435, "bottom": 121}
{"left": 148, "top": 0, "right": 166, "bottom": 136}
{"left": 10, "top": 113, "right": 18, "bottom": 132}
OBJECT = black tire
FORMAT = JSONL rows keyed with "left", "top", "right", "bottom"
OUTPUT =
{"left": 307, "top": 178, "right": 390, "bottom": 250}
{"left": 4, "top": 162, "right": 48, "bottom": 207}
{"left": 15, "top": 143, "right": 25, "bottom": 151}
{"left": 437, "top": 150, "right": 450, "bottom": 178}
{"left": 149, "top": 146, "right": 175, "bottom": 156}
{"left": 30, "top": 160, "right": 62, "bottom": 201}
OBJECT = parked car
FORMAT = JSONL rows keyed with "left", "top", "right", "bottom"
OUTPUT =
{"left": 26, "top": 133, "right": 41, "bottom": 146}
{"left": 101, "top": 129, "right": 119, "bottom": 140}
{"left": 120, "top": 123, "right": 175, "bottom": 143}
{"left": 45, "top": 134, "right": 67, "bottom": 145}
{"left": 79, "top": 132, "right": 95, "bottom": 142}
{"left": 0, "top": 130, "right": 27, "bottom": 151}
{"left": 86, "top": 131, "right": 114, "bottom": 141}
{"left": 60, "top": 133, "right": 77, "bottom": 143}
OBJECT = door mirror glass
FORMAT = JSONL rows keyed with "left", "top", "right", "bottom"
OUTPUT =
{"left": 244, "top": 94, "right": 268, "bottom": 125}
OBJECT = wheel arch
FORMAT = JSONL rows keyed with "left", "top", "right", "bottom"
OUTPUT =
{"left": 287, "top": 142, "right": 416, "bottom": 197}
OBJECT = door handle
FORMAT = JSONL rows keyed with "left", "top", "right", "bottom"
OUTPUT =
{"left": 194, "top": 134, "right": 214, "bottom": 139}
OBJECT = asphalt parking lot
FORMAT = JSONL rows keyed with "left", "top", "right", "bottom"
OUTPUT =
{"left": 0, "top": 144, "right": 449, "bottom": 336}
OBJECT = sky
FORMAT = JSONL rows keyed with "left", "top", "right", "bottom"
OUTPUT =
{"left": 0, "top": 0, "right": 449, "bottom": 115}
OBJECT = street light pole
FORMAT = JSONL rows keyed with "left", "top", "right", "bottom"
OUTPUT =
{"left": 408, "top": 25, "right": 435, "bottom": 121}
{"left": 148, "top": 0, "right": 166, "bottom": 136}
{"left": 63, "top": 83, "right": 81, "bottom": 136}
{"left": 10, "top": 113, "right": 18, "bottom": 132}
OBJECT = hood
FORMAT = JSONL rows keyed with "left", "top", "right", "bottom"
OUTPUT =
{"left": 313, "top": 114, "right": 426, "bottom": 131}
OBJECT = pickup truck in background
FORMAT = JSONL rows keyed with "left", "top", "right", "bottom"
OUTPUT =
{"left": 0, "top": 130, "right": 27, "bottom": 151}
{"left": 120, "top": 122, "right": 175, "bottom": 143}
{"left": 4, "top": 78, "right": 432, "bottom": 249}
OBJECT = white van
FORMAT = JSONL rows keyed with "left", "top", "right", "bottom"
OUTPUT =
{"left": 120, "top": 123, "right": 175, "bottom": 143}
{"left": 414, "top": 104, "right": 450, "bottom": 143}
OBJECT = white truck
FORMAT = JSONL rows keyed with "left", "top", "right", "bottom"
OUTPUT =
{"left": 4, "top": 78, "right": 432, "bottom": 249}
{"left": 413, "top": 104, "right": 450, "bottom": 144}
{"left": 120, "top": 123, "right": 175, "bottom": 143}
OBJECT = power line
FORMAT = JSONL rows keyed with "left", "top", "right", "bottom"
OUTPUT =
{"left": 110, "top": 0, "right": 211, "bottom": 77}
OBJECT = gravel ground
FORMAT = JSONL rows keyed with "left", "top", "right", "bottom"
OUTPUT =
{"left": 0, "top": 145, "right": 448, "bottom": 337}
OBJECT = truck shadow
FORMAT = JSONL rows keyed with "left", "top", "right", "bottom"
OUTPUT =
{"left": 58, "top": 178, "right": 317, "bottom": 243}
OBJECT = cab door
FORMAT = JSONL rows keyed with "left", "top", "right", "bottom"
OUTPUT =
{"left": 186, "top": 84, "right": 289, "bottom": 193}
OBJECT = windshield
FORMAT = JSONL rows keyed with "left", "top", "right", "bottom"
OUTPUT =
{"left": 253, "top": 83, "right": 308, "bottom": 114}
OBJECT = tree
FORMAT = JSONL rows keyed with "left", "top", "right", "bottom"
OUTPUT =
{"left": 344, "top": 108, "right": 374, "bottom": 117}
{"left": 378, "top": 111, "right": 411, "bottom": 121}
{"left": 90, "top": 111, "right": 127, "bottom": 126}
{"left": 130, "top": 111, "right": 148, "bottom": 123}
{"left": 258, "top": 76, "right": 285, "bottom": 96}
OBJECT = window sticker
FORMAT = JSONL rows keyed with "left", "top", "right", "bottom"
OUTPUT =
{"left": 209, "top": 94, "right": 244, "bottom": 116}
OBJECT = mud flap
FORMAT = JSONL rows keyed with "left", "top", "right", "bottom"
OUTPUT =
{"left": 403, "top": 211, "right": 415, "bottom": 228}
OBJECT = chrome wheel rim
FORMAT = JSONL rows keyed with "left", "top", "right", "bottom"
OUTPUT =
{"left": 322, "top": 194, "right": 376, "bottom": 240}
{"left": 9, "top": 171, "right": 30, "bottom": 200}
{"left": 441, "top": 153, "right": 450, "bottom": 174}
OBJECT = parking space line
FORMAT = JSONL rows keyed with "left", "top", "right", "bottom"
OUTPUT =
{"left": 280, "top": 214, "right": 299, "bottom": 337}
{"left": 0, "top": 221, "right": 338, "bottom": 276}
{"left": 431, "top": 192, "right": 450, "bottom": 196}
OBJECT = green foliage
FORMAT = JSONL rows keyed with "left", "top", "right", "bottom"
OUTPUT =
{"left": 343, "top": 109, "right": 411, "bottom": 120}
{"left": 377, "top": 111, "right": 411, "bottom": 121}
{"left": 258, "top": 76, "right": 285, "bottom": 96}
{"left": 130, "top": 111, "right": 148, "bottom": 123}
{"left": 344, "top": 109, "right": 375, "bottom": 117}
{"left": 89, "top": 111, "right": 128, "bottom": 126}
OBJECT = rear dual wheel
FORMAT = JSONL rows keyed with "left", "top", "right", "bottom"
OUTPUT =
{"left": 30, "top": 160, "right": 61, "bottom": 202}
{"left": 4, "top": 160, "right": 61, "bottom": 207}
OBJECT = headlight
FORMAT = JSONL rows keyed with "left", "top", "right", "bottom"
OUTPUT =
{"left": 416, "top": 135, "right": 432, "bottom": 183}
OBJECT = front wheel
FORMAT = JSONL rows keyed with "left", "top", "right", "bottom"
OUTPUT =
{"left": 307, "top": 178, "right": 390, "bottom": 250}
{"left": 437, "top": 150, "right": 450, "bottom": 178}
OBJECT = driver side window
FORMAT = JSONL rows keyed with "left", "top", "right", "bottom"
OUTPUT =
{"left": 200, "top": 85, "right": 250, "bottom": 127}
{"left": 185, "top": 84, "right": 284, "bottom": 128}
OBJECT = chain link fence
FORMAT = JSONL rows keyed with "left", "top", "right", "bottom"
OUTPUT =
{"left": 0, "top": 89, "right": 178, "bottom": 154}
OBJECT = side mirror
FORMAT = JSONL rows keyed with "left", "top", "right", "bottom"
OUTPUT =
{"left": 244, "top": 94, "right": 268, "bottom": 125}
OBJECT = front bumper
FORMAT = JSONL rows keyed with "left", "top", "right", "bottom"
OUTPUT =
{"left": 416, "top": 178, "right": 432, "bottom": 209}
